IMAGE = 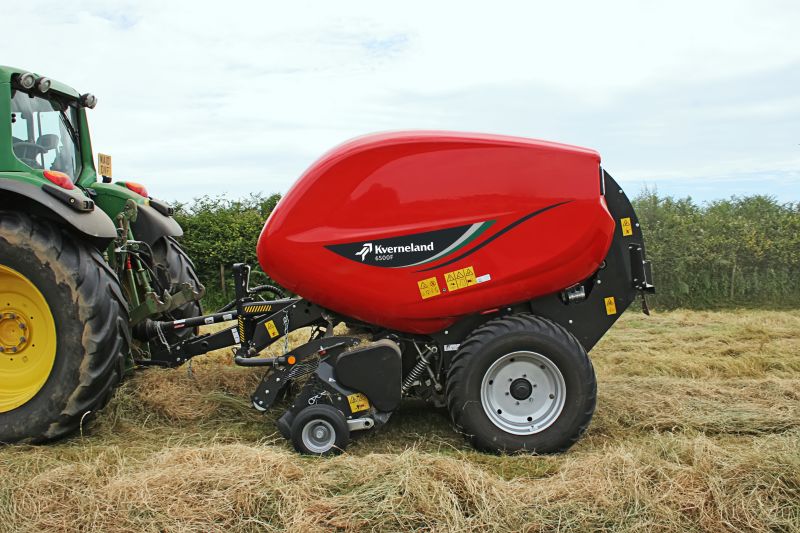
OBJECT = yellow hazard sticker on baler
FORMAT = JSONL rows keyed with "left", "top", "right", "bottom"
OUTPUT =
{"left": 244, "top": 304, "right": 272, "bottom": 314}
{"left": 347, "top": 392, "right": 370, "bottom": 412}
{"left": 264, "top": 320, "right": 280, "bottom": 338}
{"left": 604, "top": 296, "right": 617, "bottom": 315}
{"left": 445, "top": 265, "right": 477, "bottom": 292}
{"left": 418, "top": 277, "right": 441, "bottom": 299}
{"left": 620, "top": 217, "right": 633, "bottom": 236}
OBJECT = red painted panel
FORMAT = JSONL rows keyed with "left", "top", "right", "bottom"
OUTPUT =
{"left": 257, "top": 131, "right": 614, "bottom": 333}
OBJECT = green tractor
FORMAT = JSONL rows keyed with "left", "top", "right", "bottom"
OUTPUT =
{"left": 0, "top": 66, "right": 204, "bottom": 442}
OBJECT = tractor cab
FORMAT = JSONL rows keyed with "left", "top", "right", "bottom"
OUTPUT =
{"left": 10, "top": 87, "right": 82, "bottom": 181}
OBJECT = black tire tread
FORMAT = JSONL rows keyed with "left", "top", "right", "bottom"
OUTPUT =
{"left": 150, "top": 236, "right": 203, "bottom": 345}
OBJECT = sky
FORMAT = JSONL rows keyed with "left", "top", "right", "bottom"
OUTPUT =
{"left": 5, "top": 0, "right": 799, "bottom": 203}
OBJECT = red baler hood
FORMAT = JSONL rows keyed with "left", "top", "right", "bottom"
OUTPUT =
{"left": 258, "top": 131, "right": 613, "bottom": 334}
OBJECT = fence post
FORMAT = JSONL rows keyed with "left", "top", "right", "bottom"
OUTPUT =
{"left": 220, "top": 263, "right": 227, "bottom": 299}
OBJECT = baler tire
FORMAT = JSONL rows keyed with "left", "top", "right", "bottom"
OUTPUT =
{"left": 0, "top": 212, "right": 129, "bottom": 443}
{"left": 150, "top": 236, "right": 203, "bottom": 345}
{"left": 446, "top": 314, "right": 596, "bottom": 454}
{"left": 290, "top": 404, "right": 350, "bottom": 456}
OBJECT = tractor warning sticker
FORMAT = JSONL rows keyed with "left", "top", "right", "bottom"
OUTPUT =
{"left": 418, "top": 277, "right": 441, "bottom": 299}
{"left": 264, "top": 320, "right": 280, "bottom": 338}
{"left": 604, "top": 296, "right": 617, "bottom": 315}
{"left": 445, "top": 266, "right": 477, "bottom": 292}
{"left": 347, "top": 392, "right": 370, "bottom": 413}
{"left": 98, "top": 153, "right": 112, "bottom": 178}
{"left": 620, "top": 217, "right": 633, "bottom": 236}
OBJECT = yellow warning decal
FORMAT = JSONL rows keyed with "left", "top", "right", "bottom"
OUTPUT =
{"left": 98, "top": 153, "right": 112, "bottom": 178}
{"left": 620, "top": 217, "right": 633, "bottom": 236}
{"left": 347, "top": 392, "right": 370, "bottom": 412}
{"left": 445, "top": 265, "right": 477, "bottom": 292}
{"left": 244, "top": 304, "right": 272, "bottom": 314}
{"left": 604, "top": 296, "right": 617, "bottom": 315}
{"left": 418, "top": 276, "right": 441, "bottom": 299}
{"left": 265, "top": 320, "right": 280, "bottom": 338}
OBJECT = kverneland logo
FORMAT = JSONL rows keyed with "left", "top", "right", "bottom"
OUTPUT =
{"left": 356, "top": 241, "right": 434, "bottom": 261}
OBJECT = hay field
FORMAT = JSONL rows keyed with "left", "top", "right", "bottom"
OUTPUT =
{"left": 1, "top": 310, "right": 798, "bottom": 532}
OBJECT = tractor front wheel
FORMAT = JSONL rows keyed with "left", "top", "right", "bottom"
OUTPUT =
{"left": 0, "top": 212, "right": 129, "bottom": 442}
{"left": 149, "top": 236, "right": 203, "bottom": 347}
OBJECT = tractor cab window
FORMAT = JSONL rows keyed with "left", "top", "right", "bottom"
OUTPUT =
{"left": 10, "top": 90, "right": 82, "bottom": 181}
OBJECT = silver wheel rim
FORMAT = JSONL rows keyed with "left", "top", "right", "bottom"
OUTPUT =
{"left": 301, "top": 419, "right": 336, "bottom": 453}
{"left": 480, "top": 350, "right": 566, "bottom": 435}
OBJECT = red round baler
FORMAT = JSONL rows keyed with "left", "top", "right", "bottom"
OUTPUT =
{"left": 145, "top": 131, "right": 654, "bottom": 456}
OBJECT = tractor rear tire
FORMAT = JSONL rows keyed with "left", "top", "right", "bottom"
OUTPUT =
{"left": 0, "top": 211, "right": 129, "bottom": 443}
{"left": 149, "top": 236, "right": 203, "bottom": 346}
{"left": 446, "top": 314, "right": 596, "bottom": 454}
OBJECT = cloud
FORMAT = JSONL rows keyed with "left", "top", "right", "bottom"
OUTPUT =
{"left": 5, "top": 0, "right": 799, "bottom": 201}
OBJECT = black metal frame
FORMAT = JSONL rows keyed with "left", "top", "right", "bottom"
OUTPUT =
{"left": 139, "top": 263, "right": 331, "bottom": 367}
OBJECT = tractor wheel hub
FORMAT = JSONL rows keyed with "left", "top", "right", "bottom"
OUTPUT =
{"left": 509, "top": 378, "right": 533, "bottom": 400}
{"left": 0, "top": 312, "right": 30, "bottom": 353}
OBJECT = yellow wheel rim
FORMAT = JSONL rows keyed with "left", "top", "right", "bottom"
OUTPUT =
{"left": 0, "top": 264, "right": 57, "bottom": 413}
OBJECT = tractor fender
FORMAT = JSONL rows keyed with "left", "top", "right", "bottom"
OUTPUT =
{"left": 130, "top": 201, "right": 183, "bottom": 246}
{"left": 0, "top": 178, "right": 117, "bottom": 246}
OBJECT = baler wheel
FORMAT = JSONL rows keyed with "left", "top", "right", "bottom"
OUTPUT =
{"left": 0, "top": 212, "right": 129, "bottom": 442}
{"left": 446, "top": 314, "right": 596, "bottom": 454}
{"left": 290, "top": 404, "right": 350, "bottom": 456}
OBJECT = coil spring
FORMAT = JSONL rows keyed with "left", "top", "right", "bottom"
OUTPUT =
{"left": 401, "top": 351, "right": 431, "bottom": 393}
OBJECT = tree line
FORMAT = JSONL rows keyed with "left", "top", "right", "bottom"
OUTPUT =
{"left": 173, "top": 192, "right": 800, "bottom": 311}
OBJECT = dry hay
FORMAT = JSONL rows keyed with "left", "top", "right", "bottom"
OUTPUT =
{"left": 0, "top": 309, "right": 798, "bottom": 532}
{"left": 4, "top": 434, "right": 798, "bottom": 532}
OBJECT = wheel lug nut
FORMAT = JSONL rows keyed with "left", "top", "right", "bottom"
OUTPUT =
{"left": 19, "top": 337, "right": 26, "bottom": 343}
{"left": 549, "top": 394, "right": 555, "bottom": 399}
{"left": 19, "top": 323, "right": 26, "bottom": 330}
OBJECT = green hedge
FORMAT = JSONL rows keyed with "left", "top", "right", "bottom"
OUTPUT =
{"left": 633, "top": 192, "right": 800, "bottom": 308}
{"left": 172, "top": 193, "right": 281, "bottom": 310}
{"left": 173, "top": 192, "right": 800, "bottom": 311}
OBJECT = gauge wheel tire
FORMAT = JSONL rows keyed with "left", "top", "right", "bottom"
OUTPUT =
{"left": 150, "top": 236, "right": 203, "bottom": 346}
{"left": 0, "top": 211, "right": 130, "bottom": 443}
{"left": 446, "top": 314, "right": 596, "bottom": 454}
{"left": 290, "top": 404, "right": 350, "bottom": 456}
